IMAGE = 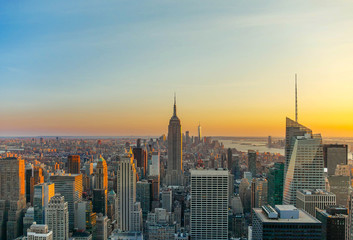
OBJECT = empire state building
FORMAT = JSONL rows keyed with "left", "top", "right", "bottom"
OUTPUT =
{"left": 166, "top": 96, "right": 183, "bottom": 186}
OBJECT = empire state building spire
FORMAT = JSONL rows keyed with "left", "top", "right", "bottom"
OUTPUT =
{"left": 173, "top": 92, "right": 177, "bottom": 116}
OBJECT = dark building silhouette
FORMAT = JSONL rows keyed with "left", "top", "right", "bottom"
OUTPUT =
{"left": 68, "top": 155, "right": 81, "bottom": 174}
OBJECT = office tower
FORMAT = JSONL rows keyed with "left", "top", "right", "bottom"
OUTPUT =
{"left": 248, "top": 150, "right": 257, "bottom": 177}
{"left": 327, "top": 175, "right": 350, "bottom": 206}
{"left": 251, "top": 178, "right": 268, "bottom": 209}
{"left": 131, "top": 202, "right": 142, "bottom": 232}
{"left": 252, "top": 205, "right": 322, "bottom": 239}
{"left": 95, "top": 214, "right": 108, "bottom": 240}
{"left": 45, "top": 194, "right": 69, "bottom": 240}
{"left": 133, "top": 139, "right": 148, "bottom": 177}
{"left": 149, "top": 152, "right": 160, "bottom": 177}
{"left": 283, "top": 133, "right": 325, "bottom": 205}
{"left": 239, "top": 178, "right": 251, "bottom": 212}
{"left": 316, "top": 206, "right": 348, "bottom": 240}
{"left": 185, "top": 131, "right": 190, "bottom": 144}
{"left": 146, "top": 208, "right": 175, "bottom": 240}
{"left": 68, "top": 155, "right": 81, "bottom": 174}
{"left": 267, "top": 162, "right": 284, "bottom": 207}
{"left": 107, "top": 190, "right": 117, "bottom": 222}
{"left": 0, "top": 157, "right": 26, "bottom": 240}
{"left": 190, "top": 169, "right": 229, "bottom": 240}
{"left": 348, "top": 194, "right": 353, "bottom": 240}
{"left": 26, "top": 164, "right": 33, "bottom": 204}
{"left": 227, "top": 148, "right": 232, "bottom": 170}
{"left": 166, "top": 96, "right": 183, "bottom": 186}
{"left": 296, "top": 189, "right": 336, "bottom": 217}
{"left": 198, "top": 123, "right": 202, "bottom": 144}
{"left": 116, "top": 154, "right": 138, "bottom": 231}
{"left": 74, "top": 201, "right": 96, "bottom": 233}
{"left": 34, "top": 183, "right": 55, "bottom": 224}
{"left": 50, "top": 174, "right": 82, "bottom": 230}
{"left": 162, "top": 189, "right": 172, "bottom": 212}
{"left": 136, "top": 181, "right": 151, "bottom": 219}
{"left": 284, "top": 118, "right": 312, "bottom": 178}
{"left": 23, "top": 207, "right": 35, "bottom": 236}
{"left": 93, "top": 156, "right": 108, "bottom": 215}
{"left": 147, "top": 176, "right": 160, "bottom": 201}
{"left": 30, "top": 166, "right": 45, "bottom": 204}
{"left": 27, "top": 223, "right": 53, "bottom": 240}
{"left": 323, "top": 144, "right": 348, "bottom": 176}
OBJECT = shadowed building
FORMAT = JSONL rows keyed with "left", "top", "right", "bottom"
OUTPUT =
{"left": 166, "top": 96, "right": 183, "bottom": 186}
{"left": 0, "top": 157, "right": 26, "bottom": 240}
{"left": 68, "top": 155, "right": 81, "bottom": 174}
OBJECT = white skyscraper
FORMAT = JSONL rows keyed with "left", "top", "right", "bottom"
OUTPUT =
{"left": 283, "top": 134, "right": 325, "bottom": 205}
{"left": 116, "top": 153, "right": 142, "bottom": 231}
{"left": 149, "top": 151, "right": 160, "bottom": 176}
{"left": 45, "top": 194, "right": 69, "bottom": 240}
{"left": 190, "top": 169, "right": 229, "bottom": 240}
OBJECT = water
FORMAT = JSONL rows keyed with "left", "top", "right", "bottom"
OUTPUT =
{"left": 221, "top": 139, "right": 284, "bottom": 155}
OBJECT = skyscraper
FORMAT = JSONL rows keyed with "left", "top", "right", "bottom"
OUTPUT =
{"left": 284, "top": 118, "right": 312, "bottom": 178}
{"left": 149, "top": 151, "right": 160, "bottom": 177}
{"left": 0, "top": 157, "right": 26, "bottom": 240}
{"left": 166, "top": 96, "right": 183, "bottom": 186}
{"left": 45, "top": 194, "right": 69, "bottom": 240}
{"left": 323, "top": 144, "right": 348, "bottom": 176}
{"left": 198, "top": 122, "right": 202, "bottom": 144}
{"left": 68, "top": 155, "right": 81, "bottom": 174}
{"left": 50, "top": 173, "right": 82, "bottom": 230}
{"left": 283, "top": 133, "right": 325, "bottom": 205}
{"left": 33, "top": 183, "right": 55, "bottom": 224}
{"left": 30, "top": 166, "right": 45, "bottom": 205}
{"left": 267, "top": 162, "right": 284, "bottom": 207}
{"left": 93, "top": 156, "right": 108, "bottom": 215}
{"left": 248, "top": 150, "right": 257, "bottom": 177}
{"left": 116, "top": 153, "right": 141, "bottom": 231}
{"left": 133, "top": 139, "right": 148, "bottom": 177}
{"left": 190, "top": 169, "right": 229, "bottom": 240}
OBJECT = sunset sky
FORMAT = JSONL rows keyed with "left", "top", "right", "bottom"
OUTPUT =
{"left": 1, "top": 1, "right": 353, "bottom": 137}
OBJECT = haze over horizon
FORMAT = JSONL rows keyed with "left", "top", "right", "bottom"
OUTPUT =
{"left": 1, "top": 1, "right": 353, "bottom": 137}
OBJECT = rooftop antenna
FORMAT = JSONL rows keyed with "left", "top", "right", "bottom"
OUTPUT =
{"left": 295, "top": 74, "right": 298, "bottom": 122}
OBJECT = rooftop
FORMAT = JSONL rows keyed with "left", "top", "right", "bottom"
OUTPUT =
{"left": 253, "top": 206, "right": 320, "bottom": 224}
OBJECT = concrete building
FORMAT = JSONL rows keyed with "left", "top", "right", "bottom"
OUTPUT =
{"left": 190, "top": 169, "right": 229, "bottom": 240}
{"left": 50, "top": 173, "right": 82, "bottom": 230}
{"left": 149, "top": 152, "right": 160, "bottom": 177}
{"left": 166, "top": 96, "right": 183, "bottom": 186}
{"left": 136, "top": 181, "right": 151, "bottom": 219}
{"left": 328, "top": 175, "right": 350, "bottom": 206}
{"left": 162, "top": 189, "right": 172, "bottom": 212}
{"left": 108, "top": 230, "right": 143, "bottom": 240}
{"left": 45, "top": 194, "right": 69, "bottom": 240}
{"left": 252, "top": 205, "right": 322, "bottom": 239}
{"left": 251, "top": 178, "right": 268, "bottom": 209}
{"left": 0, "top": 157, "right": 27, "bottom": 240}
{"left": 296, "top": 189, "right": 336, "bottom": 217}
{"left": 27, "top": 223, "right": 53, "bottom": 240}
{"left": 95, "top": 214, "right": 108, "bottom": 240}
{"left": 23, "top": 207, "right": 35, "bottom": 236}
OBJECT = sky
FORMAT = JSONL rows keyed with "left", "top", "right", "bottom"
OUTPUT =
{"left": 1, "top": 0, "right": 353, "bottom": 137}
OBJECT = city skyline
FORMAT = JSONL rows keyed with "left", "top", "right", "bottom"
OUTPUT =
{"left": 2, "top": 1, "right": 353, "bottom": 137}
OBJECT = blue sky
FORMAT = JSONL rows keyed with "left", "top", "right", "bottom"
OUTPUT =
{"left": 1, "top": 1, "right": 353, "bottom": 136}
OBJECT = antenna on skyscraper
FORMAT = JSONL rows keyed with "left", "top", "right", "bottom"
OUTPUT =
{"left": 295, "top": 74, "right": 298, "bottom": 122}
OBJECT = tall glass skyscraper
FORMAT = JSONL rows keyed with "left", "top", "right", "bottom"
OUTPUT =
{"left": 283, "top": 133, "right": 325, "bottom": 205}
